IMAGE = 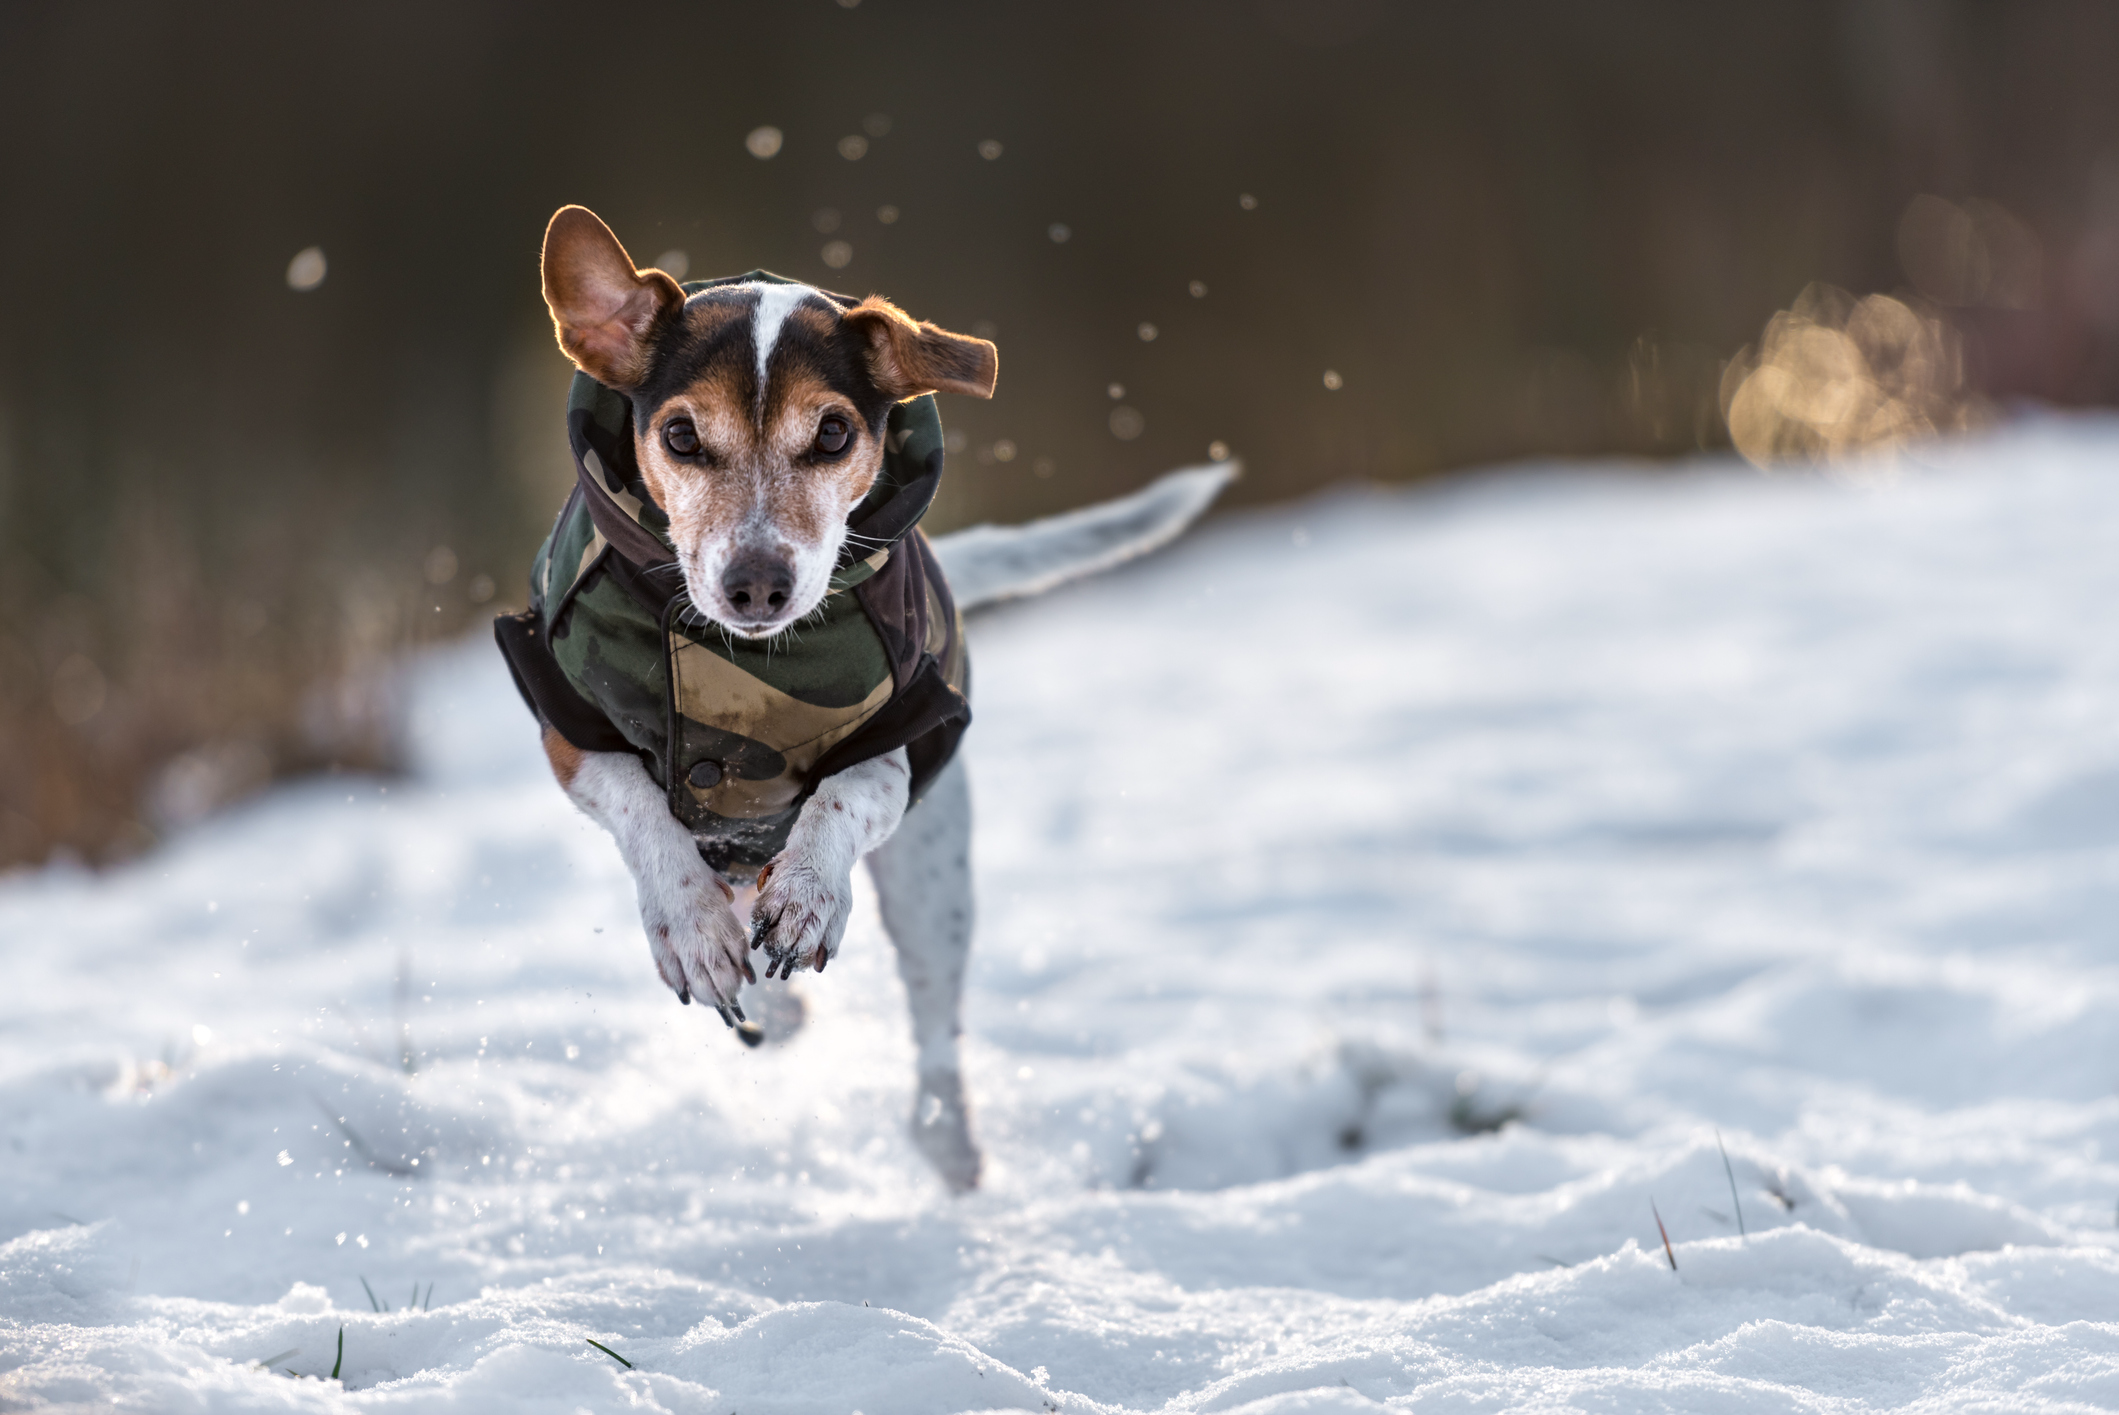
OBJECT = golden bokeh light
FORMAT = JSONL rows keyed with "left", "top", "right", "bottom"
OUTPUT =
{"left": 1720, "top": 283, "right": 1983, "bottom": 472}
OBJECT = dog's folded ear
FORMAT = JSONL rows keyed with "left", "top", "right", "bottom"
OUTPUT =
{"left": 843, "top": 297, "right": 998, "bottom": 401}
{"left": 541, "top": 206, "right": 685, "bottom": 391}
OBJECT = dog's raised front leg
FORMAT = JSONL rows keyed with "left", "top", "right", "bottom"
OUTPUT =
{"left": 751, "top": 748, "right": 911, "bottom": 978}
{"left": 866, "top": 752, "right": 980, "bottom": 1192}
{"left": 543, "top": 727, "right": 755, "bottom": 1026}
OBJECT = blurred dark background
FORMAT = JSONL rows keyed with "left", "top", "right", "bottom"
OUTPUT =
{"left": 6, "top": 0, "right": 2119, "bottom": 868}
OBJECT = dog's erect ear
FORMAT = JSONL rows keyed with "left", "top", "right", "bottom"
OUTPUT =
{"left": 842, "top": 297, "right": 998, "bottom": 401}
{"left": 541, "top": 206, "right": 684, "bottom": 391}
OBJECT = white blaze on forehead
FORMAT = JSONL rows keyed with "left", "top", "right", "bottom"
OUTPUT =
{"left": 748, "top": 282, "right": 827, "bottom": 411}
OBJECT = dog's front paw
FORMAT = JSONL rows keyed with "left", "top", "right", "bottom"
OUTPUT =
{"left": 749, "top": 854, "right": 853, "bottom": 979}
{"left": 640, "top": 875, "right": 759, "bottom": 1036}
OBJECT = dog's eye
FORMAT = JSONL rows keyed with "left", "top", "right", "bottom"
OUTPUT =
{"left": 663, "top": 417, "right": 700, "bottom": 457}
{"left": 815, "top": 416, "right": 851, "bottom": 456}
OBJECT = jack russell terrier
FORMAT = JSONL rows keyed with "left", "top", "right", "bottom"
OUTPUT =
{"left": 496, "top": 205, "right": 1228, "bottom": 1190}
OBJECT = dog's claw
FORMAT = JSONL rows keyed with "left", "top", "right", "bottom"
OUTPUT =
{"left": 815, "top": 949, "right": 827, "bottom": 974}
{"left": 677, "top": 983, "right": 691, "bottom": 1006}
{"left": 750, "top": 909, "right": 785, "bottom": 954}
{"left": 715, "top": 1004, "right": 734, "bottom": 1027}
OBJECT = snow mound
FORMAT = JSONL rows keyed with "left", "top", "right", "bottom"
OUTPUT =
{"left": 5, "top": 418, "right": 2119, "bottom": 1410}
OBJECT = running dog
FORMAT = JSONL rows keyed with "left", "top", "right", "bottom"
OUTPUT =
{"left": 502, "top": 206, "right": 1227, "bottom": 1190}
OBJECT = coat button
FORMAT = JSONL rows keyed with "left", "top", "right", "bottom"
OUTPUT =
{"left": 688, "top": 760, "right": 723, "bottom": 788}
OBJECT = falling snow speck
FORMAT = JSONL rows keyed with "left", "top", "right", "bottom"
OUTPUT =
{"left": 876, "top": 205, "right": 900, "bottom": 225}
{"left": 812, "top": 208, "right": 842, "bottom": 234}
{"left": 745, "top": 126, "right": 783, "bottom": 159}
{"left": 1239, "top": 193, "right": 1258, "bottom": 210}
{"left": 863, "top": 113, "right": 891, "bottom": 137}
{"left": 1109, "top": 406, "right": 1145, "bottom": 441}
{"left": 1048, "top": 223, "right": 1071, "bottom": 243}
{"left": 821, "top": 241, "right": 853, "bottom": 270}
{"left": 1323, "top": 369, "right": 1344, "bottom": 390}
{"left": 652, "top": 248, "right": 689, "bottom": 279}
{"left": 1138, "top": 323, "right": 1159, "bottom": 342}
{"left": 1190, "top": 280, "right": 1208, "bottom": 298}
{"left": 837, "top": 134, "right": 868, "bottom": 161}
{"left": 1209, "top": 440, "right": 1230, "bottom": 461}
{"left": 1108, "top": 383, "right": 1125, "bottom": 399}
{"left": 992, "top": 439, "right": 1017, "bottom": 463}
{"left": 285, "top": 247, "right": 326, "bottom": 292}
{"left": 978, "top": 139, "right": 1004, "bottom": 160}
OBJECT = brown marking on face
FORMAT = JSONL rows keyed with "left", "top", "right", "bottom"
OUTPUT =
{"left": 542, "top": 724, "right": 585, "bottom": 788}
{"left": 634, "top": 352, "right": 755, "bottom": 560}
{"left": 680, "top": 295, "right": 754, "bottom": 354}
{"left": 761, "top": 363, "right": 884, "bottom": 535}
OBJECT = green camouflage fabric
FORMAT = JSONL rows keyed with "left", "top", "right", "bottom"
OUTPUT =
{"left": 512, "top": 274, "right": 968, "bottom": 877}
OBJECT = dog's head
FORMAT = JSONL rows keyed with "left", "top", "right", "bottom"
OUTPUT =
{"left": 539, "top": 205, "right": 997, "bottom": 638}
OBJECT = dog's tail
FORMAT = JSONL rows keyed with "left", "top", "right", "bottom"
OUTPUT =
{"left": 931, "top": 463, "right": 1235, "bottom": 611}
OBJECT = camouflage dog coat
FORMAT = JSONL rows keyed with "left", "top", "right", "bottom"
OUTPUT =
{"left": 495, "top": 275, "right": 971, "bottom": 879}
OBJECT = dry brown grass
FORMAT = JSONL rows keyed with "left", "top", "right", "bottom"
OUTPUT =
{"left": 0, "top": 488, "right": 514, "bottom": 870}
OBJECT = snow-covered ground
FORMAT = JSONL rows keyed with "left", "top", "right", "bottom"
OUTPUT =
{"left": 6, "top": 419, "right": 2119, "bottom": 1412}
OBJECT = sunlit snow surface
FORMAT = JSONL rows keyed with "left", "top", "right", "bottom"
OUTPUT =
{"left": 7, "top": 420, "right": 2119, "bottom": 1412}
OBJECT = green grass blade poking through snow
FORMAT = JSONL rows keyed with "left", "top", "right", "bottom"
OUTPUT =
{"left": 331, "top": 1327, "right": 342, "bottom": 1381}
{"left": 587, "top": 1338, "right": 634, "bottom": 1369}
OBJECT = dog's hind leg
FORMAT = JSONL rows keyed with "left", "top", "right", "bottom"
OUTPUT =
{"left": 866, "top": 752, "right": 981, "bottom": 1192}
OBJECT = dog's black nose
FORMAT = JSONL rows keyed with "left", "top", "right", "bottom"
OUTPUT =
{"left": 721, "top": 556, "right": 794, "bottom": 615}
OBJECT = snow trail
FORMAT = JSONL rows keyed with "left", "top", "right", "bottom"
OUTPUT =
{"left": 5, "top": 419, "right": 2119, "bottom": 1410}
